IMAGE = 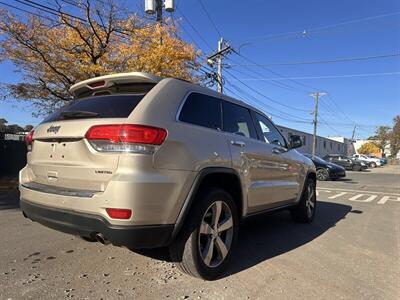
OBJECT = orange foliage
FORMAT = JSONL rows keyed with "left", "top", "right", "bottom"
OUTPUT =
{"left": 0, "top": 2, "right": 200, "bottom": 115}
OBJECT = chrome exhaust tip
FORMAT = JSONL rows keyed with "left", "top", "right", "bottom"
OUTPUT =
{"left": 94, "top": 233, "right": 110, "bottom": 245}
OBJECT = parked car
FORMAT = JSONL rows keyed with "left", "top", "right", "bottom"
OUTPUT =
{"left": 19, "top": 72, "right": 317, "bottom": 280}
{"left": 366, "top": 154, "right": 386, "bottom": 165}
{"left": 323, "top": 154, "right": 367, "bottom": 171}
{"left": 304, "top": 154, "right": 346, "bottom": 181}
{"left": 352, "top": 154, "right": 381, "bottom": 168}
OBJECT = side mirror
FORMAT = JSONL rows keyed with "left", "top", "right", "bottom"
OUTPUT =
{"left": 289, "top": 135, "right": 302, "bottom": 149}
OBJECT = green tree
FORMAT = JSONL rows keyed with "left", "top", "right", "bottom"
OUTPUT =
{"left": 24, "top": 125, "right": 34, "bottom": 132}
{"left": 6, "top": 124, "right": 24, "bottom": 134}
{"left": 389, "top": 115, "right": 400, "bottom": 158}
{"left": 0, "top": 118, "right": 7, "bottom": 132}
{"left": 369, "top": 126, "right": 391, "bottom": 154}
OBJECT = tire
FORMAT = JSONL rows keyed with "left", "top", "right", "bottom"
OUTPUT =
{"left": 352, "top": 165, "right": 362, "bottom": 171}
{"left": 369, "top": 162, "right": 376, "bottom": 168}
{"left": 169, "top": 188, "right": 239, "bottom": 280}
{"left": 290, "top": 178, "right": 317, "bottom": 223}
{"left": 316, "top": 168, "right": 329, "bottom": 181}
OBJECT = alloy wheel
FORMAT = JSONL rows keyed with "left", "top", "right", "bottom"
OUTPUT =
{"left": 316, "top": 169, "right": 328, "bottom": 181}
{"left": 305, "top": 183, "right": 316, "bottom": 218}
{"left": 198, "top": 201, "right": 234, "bottom": 268}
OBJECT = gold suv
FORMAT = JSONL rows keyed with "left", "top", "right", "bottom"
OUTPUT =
{"left": 20, "top": 72, "right": 316, "bottom": 280}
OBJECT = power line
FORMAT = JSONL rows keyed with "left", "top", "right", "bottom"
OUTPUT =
{"left": 17, "top": 0, "right": 87, "bottom": 22}
{"left": 241, "top": 11, "right": 400, "bottom": 43}
{"left": 176, "top": 7, "right": 213, "bottom": 51}
{"left": 226, "top": 56, "right": 311, "bottom": 94}
{"left": 224, "top": 84, "right": 312, "bottom": 124}
{"left": 228, "top": 52, "right": 400, "bottom": 67}
{"left": 233, "top": 51, "right": 319, "bottom": 92}
{"left": 196, "top": 0, "right": 222, "bottom": 37}
{"left": 224, "top": 70, "right": 313, "bottom": 122}
{"left": 224, "top": 66, "right": 312, "bottom": 112}
{"left": 0, "top": 1, "right": 55, "bottom": 21}
{"left": 227, "top": 71, "right": 400, "bottom": 81}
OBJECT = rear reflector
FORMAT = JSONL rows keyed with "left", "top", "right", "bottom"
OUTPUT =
{"left": 25, "top": 130, "right": 34, "bottom": 151}
{"left": 106, "top": 208, "right": 132, "bottom": 219}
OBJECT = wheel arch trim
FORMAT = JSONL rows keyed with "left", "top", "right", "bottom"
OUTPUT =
{"left": 171, "top": 167, "right": 243, "bottom": 239}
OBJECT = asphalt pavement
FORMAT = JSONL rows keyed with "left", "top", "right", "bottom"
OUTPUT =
{"left": 0, "top": 165, "right": 399, "bottom": 299}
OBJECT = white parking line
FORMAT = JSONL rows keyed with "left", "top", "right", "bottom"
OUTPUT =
{"left": 317, "top": 187, "right": 400, "bottom": 197}
{"left": 328, "top": 192, "right": 347, "bottom": 199}
{"left": 316, "top": 188, "right": 400, "bottom": 204}
{"left": 377, "top": 196, "right": 400, "bottom": 204}
{"left": 348, "top": 194, "right": 377, "bottom": 202}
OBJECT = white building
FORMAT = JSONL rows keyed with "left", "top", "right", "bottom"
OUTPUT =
{"left": 276, "top": 125, "right": 348, "bottom": 157}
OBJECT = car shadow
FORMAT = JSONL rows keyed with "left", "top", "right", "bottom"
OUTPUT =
{"left": 334, "top": 178, "right": 358, "bottom": 184}
{"left": 0, "top": 191, "right": 20, "bottom": 210}
{"left": 133, "top": 201, "right": 352, "bottom": 278}
{"left": 226, "top": 201, "right": 352, "bottom": 277}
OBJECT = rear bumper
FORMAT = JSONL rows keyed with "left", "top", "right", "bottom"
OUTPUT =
{"left": 330, "top": 169, "right": 346, "bottom": 178}
{"left": 20, "top": 199, "right": 174, "bottom": 249}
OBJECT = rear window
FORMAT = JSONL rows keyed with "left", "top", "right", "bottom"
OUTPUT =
{"left": 179, "top": 92, "right": 222, "bottom": 130}
{"left": 41, "top": 94, "right": 145, "bottom": 123}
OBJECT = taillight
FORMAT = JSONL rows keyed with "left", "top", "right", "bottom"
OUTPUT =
{"left": 88, "top": 80, "right": 105, "bottom": 88}
{"left": 25, "top": 130, "right": 34, "bottom": 151}
{"left": 106, "top": 208, "right": 132, "bottom": 219}
{"left": 85, "top": 124, "right": 167, "bottom": 154}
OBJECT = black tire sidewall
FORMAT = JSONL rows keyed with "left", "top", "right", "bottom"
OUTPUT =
{"left": 291, "top": 178, "right": 317, "bottom": 223}
{"left": 193, "top": 189, "right": 239, "bottom": 279}
{"left": 175, "top": 188, "right": 239, "bottom": 280}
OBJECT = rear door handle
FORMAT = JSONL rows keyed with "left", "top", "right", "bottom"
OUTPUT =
{"left": 230, "top": 140, "right": 246, "bottom": 148}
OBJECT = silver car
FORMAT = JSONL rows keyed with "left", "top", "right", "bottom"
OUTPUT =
{"left": 20, "top": 72, "right": 316, "bottom": 280}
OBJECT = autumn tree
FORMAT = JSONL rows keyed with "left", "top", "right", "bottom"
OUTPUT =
{"left": 389, "top": 115, "right": 400, "bottom": 158}
{"left": 357, "top": 142, "right": 380, "bottom": 155}
{"left": 369, "top": 126, "right": 391, "bottom": 154}
{"left": 0, "top": 0, "right": 199, "bottom": 116}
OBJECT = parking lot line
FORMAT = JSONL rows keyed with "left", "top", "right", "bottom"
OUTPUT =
{"left": 328, "top": 192, "right": 347, "bottom": 199}
{"left": 317, "top": 187, "right": 400, "bottom": 197}
{"left": 348, "top": 194, "right": 378, "bottom": 202}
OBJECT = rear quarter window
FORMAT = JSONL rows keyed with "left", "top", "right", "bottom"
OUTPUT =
{"left": 179, "top": 92, "right": 222, "bottom": 130}
{"left": 41, "top": 94, "right": 145, "bottom": 123}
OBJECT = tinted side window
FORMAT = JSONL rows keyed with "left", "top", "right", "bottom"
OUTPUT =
{"left": 253, "top": 112, "right": 287, "bottom": 147}
{"left": 179, "top": 93, "right": 222, "bottom": 130}
{"left": 222, "top": 101, "right": 257, "bottom": 139}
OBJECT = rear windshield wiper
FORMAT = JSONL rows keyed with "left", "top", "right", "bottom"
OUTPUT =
{"left": 60, "top": 111, "right": 99, "bottom": 119}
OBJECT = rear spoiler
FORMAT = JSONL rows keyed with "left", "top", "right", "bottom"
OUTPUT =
{"left": 69, "top": 72, "right": 162, "bottom": 98}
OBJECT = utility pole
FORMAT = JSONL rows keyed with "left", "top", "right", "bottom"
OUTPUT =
{"left": 207, "top": 38, "right": 232, "bottom": 93}
{"left": 155, "top": 0, "right": 162, "bottom": 23}
{"left": 217, "top": 38, "right": 223, "bottom": 93}
{"left": 310, "top": 92, "right": 326, "bottom": 157}
{"left": 351, "top": 124, "right": 357, "bottom": 141}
